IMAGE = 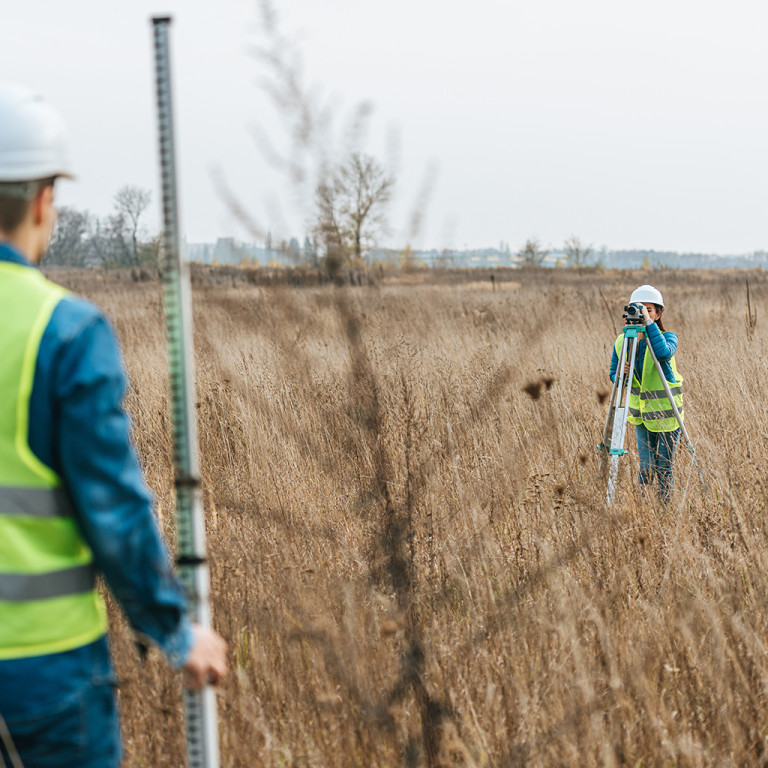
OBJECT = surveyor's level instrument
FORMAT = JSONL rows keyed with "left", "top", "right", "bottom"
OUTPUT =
{"left": 151, "top": 17, "right": 220, "bottom": 768}
{"left": 597, "top": 321, "right": 708, "bottom": 506}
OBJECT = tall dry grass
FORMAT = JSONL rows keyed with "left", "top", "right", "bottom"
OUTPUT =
{"left": 52, "top": 267, "right": 768, "bottom": 767}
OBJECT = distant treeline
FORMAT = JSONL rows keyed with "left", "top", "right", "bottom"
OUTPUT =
{"left": 592, "top": 249, "right": 768, "bottom": 270}
{"left": 46, "top": 190, "right": 767, "bottom": 272}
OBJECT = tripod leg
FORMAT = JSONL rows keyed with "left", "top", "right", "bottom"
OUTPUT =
{"left": 598, "top": 336, "right": 627, "bottom": 476}
{"left": 604, "top": 335, "right": 639, "bottom": 506}
{"left": 646, "top": 343, "right": 709, "bottom": 497}
{"left": 607, "top": 454, "right": 620, "bottom": 506}
{"left": 606, "top": 400, "right": 629, "bottom": 506}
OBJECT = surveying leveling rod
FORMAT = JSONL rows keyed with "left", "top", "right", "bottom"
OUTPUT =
{"left": 151, "top": 17, "right": 220, "bottom": 768}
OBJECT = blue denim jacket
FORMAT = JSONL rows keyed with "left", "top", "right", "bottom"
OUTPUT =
{"left": 0, "top": 244, "right": 193, "bottom": 719}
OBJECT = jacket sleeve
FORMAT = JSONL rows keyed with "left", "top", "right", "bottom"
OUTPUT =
{"left": 609, "top": 344, "right": 618, "bottom": 383}
{"left": 645, "top": 323, "right": 678, "bottom": 361}
{"left": 52, "top": 306, "right": 194, "bottom": 668}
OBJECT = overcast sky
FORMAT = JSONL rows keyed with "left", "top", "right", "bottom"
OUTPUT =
{"left": 3, "top": 0, "right": 766, "bottom": 253}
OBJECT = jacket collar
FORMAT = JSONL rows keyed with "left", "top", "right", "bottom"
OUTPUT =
{"left": 0, "top": 242, "right": 34, "bottom": 268}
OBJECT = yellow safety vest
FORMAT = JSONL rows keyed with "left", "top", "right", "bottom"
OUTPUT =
{"left": 614, "top": 332, "right": 684, "bottom": 433}
{"left": 0, "top": 262, "right": 107, "bottom": 659}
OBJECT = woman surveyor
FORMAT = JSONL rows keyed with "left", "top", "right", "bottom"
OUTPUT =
{"left": 609, "top": 285, "right": 683, "bottom": 502}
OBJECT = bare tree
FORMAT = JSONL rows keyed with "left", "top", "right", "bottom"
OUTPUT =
{"left": 87, "top": 214, "right": 131, "bottom": 268}
{"left": 46, "top": 206, "right": 92, "bottom": 266}
{"left": 41, "top": 189, "right": 157, "bottom": 269}
{"left": 340, "top": 154, "right": 393, "bottom": 260}
{"left": 518, "top": 238, "right": 549, "bottom": 267}
{"left": 314, "top": 153, "right": 393, "bottom": 276}
{"left": 563, "top": 235, "right": 593, "bottom": 268}
{"left": 314, "top": 180, "right": 345, "bottom": 270}
{"left": 114, "top": 185, "right": 151, "bottom": 267}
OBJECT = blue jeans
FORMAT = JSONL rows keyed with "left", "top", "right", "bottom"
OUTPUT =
{"left": 0, "top": 636, "right": 120, "bottom": 768}
{"left": 636, "top": 424, "right": 680, "bottom": 502}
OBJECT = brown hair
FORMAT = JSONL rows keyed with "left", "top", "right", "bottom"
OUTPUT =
{"left": 0, "top": 178, "right": 55, "bottom": 234}
{"left": 654, "top": 304, "right": 666, "bottom": 333}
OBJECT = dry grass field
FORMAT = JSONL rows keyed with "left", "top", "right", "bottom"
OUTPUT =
{"left": 51, "top": 266, "right": 768, "bottom": 767}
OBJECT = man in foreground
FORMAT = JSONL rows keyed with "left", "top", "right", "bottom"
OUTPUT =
{"left": 0, "top": 84, "right": 228, "bottom": 767}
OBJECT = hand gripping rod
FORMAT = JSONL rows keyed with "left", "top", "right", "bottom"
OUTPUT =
{"left": 151, "top": 17, "right": 220, "bottom": 768}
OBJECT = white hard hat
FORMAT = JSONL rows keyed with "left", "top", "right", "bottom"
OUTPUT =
{"left": 630, "top": 284, "right": 664, "bottom": 307}
{"left": 0, "top": 84, "right": 73, "bottom": 185}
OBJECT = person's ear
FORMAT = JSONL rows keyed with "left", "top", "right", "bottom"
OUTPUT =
{"left": 31, "top": 184, "right": 54, "bottom": 225}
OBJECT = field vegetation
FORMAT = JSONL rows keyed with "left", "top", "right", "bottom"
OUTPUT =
{"left": 52, "top": 266, "right": 768, "bottom": 767}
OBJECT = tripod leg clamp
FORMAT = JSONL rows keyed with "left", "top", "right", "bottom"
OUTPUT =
{"left": 597, "top": 444, "right": 627, "bottom": 456}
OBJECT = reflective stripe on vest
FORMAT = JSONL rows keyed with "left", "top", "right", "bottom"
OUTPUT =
{"left": 0, "top": 486, "right": 73, "bottom": 518}
{"left": 0, "top": 564, "right": 95, "bottom": 602}
{"left": 640, "top": 386, "right": 682, "bottom": 401}
{"left": 642, "top": 408, "right": 679, "bottom": 420}
{"left": 0, "top": 262, "right": 107, "bottom": 659}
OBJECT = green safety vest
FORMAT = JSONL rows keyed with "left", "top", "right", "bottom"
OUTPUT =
{"left": 0, "top": 262, "right": 106, "bottom": 659}
{"left": 614, "top": 333, "right": 684, "bottom": 433}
